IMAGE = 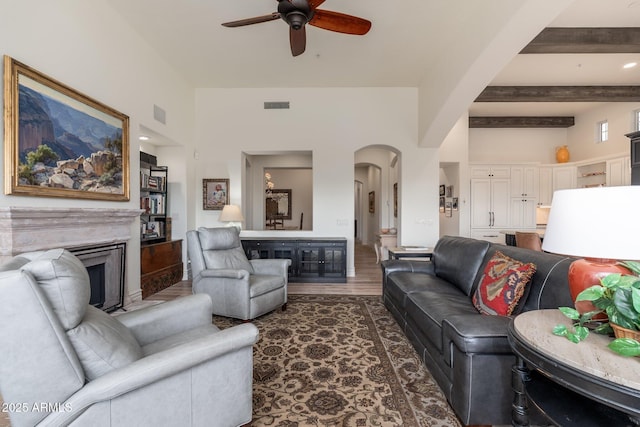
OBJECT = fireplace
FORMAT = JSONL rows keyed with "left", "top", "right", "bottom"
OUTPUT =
{"left": 69, "top": 243, "right": 126, "bottom": 312}
{"left": 0, "top": 207, "right": 142, "bottom": 305}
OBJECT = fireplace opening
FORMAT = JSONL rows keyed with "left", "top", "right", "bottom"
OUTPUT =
{"left": 86, "top": 263, "right": 106, "bottom": 309}
{"left": 69, "top": 242, "right": 126, "bottom": 313}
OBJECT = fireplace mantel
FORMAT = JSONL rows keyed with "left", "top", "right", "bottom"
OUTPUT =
{"left": 0, "top": 207, "right": 142, "bottom": 259}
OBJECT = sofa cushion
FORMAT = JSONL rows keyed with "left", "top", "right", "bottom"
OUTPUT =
{"left": 386, "top": 272, "right": 435, "bottom": 310}
{"left": 433, "top": 236, "right": 491, "bottom": 296}
{"left": 472, "top": 251, "right": 536, "bottom": 316}
{"left": 67, "top": 305, "right": 143, "bottom": 381}
{"left": 406, "top": 288, "right": 479, "bottom": 353}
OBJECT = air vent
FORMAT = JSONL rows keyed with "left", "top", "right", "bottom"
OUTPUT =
{"left": 153, "top": 104, "right": 166, "bottom": 124}
{"left": 264, "top": 101, "right": 290, "bottom": 110}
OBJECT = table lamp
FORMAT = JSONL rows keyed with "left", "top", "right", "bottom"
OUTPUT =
{"left": 541, "top": 186, "right": 640, "bottom": 315}
{"left": 219, "top": 204, "right": 244, "bottom": 230}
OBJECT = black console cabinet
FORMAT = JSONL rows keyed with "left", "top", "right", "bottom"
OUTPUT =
{"left": 241, "top": 237, "right": 347, "bottom": 283}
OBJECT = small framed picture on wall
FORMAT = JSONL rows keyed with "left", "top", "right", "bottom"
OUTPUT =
{"left": 203, "top": 178, "right": 229, "bottom": 210}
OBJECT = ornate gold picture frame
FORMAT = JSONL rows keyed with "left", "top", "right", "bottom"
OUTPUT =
{"left": 203, "top": 178, "right": 229, "bottom": 210}
{"left": 3, "top": 56, "right": 130, "bottom": 201}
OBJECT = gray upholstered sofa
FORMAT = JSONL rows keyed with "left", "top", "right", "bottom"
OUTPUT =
{"left": 0, "top": 248, "right": 258, "bottom": 427}
{"left": 381, "top": 235, "right": 574, "bottom": 426}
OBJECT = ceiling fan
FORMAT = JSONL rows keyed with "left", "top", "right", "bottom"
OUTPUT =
{"left": 221, "top": 0, "right": 371, "bottom": 57}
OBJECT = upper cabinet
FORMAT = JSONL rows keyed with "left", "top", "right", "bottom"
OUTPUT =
{"left": 510, "top": 166, "right": 538, "bottom": 198}
{"left": 552, "top": 166, "right": 577, "bottom": 192}
{"left": 606, "top": 157, "right": 631, "bottom": 187}
{"left": 471, "top": 165, "right": 510, "bottom": 179}
{"left": 538, "top": 167, "right": 553, "bottom": 206}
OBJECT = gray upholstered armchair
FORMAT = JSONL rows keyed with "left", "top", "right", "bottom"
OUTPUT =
{"left": 0, "top": 248, "right": 258, "bottom": 427}
{"left": 187, "top": 227, "right": 290, "bottom": 320}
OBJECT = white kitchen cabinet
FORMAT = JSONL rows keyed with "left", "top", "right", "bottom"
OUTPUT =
{"left": 538, "top": 167, "right": 553, "bottom": 206}
{"left": 470, "top": 229, "right": 506, "bottom": 244}
{"left": 471, "top": 165, "right": 511, "bottom": 179}
{"left": 606, "top": 156, "right": 631, "bottom": 187}
{"left": 510, "top": 166, "right": 539, "bottom": 198}
{"left": 552, "top": 166, "right": 577, "bottom": 192}
{"left": 510, "top": 198, "right": 537, "bottom": 228}
{"left": 471, "top": 178, "right": 510, "bottom": 229}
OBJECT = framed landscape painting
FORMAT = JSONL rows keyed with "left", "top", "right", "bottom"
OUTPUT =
{"left": 3, "top": 56, "right": 130, "bottom": 201}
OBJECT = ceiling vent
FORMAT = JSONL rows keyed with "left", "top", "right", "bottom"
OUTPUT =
{"left": 153, "top": 104, "right": 166, "bottom": 124}
{"left": 264, "top": 101, "right": 290, "bottom": 110}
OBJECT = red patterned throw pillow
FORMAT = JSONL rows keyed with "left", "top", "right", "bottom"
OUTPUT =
{"left": 472, "top": 251, "right": 536, "bottom": 316}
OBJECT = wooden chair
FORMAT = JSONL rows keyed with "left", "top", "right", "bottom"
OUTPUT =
{"left": 515, "top": 231, "right": 543, "bottom": 252}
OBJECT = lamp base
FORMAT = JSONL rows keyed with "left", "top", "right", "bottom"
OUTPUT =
{"left": 568, "top": 258, "right": 631, "bottom": 319}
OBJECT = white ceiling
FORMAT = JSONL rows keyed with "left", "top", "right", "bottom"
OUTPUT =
{"left": 107, "top": 0, "right": 640, "bottom": 118}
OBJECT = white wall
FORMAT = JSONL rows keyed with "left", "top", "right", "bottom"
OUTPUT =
{"left": 566, "top": 102, "right": 640, "bottom": 161}
{"left": 470, "top": 128, "right": 567, "bottom": 163}
{"left": 468, "top": 103, "right": 640, "bottom": 165}
{"left": 193, "top": 88, "right": 440, "bottom": 276}
{"left": 0, "top": 0, "right": 195, "bottom": 300}
{"left": 439, "top": 114, "right": 471, "bottom": 237}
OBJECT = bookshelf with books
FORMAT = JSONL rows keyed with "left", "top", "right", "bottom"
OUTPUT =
{"left": 140, "top": 152, "right": 183, "bottom": 298}
{"left": 140, "top": 156, "right": 168, "bottom": 244}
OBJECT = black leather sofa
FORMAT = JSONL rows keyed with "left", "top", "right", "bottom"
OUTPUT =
{"left": 381, "top": 235, "right": 574, "bottom": 426}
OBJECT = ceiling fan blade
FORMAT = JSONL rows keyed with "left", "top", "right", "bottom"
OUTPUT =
{"left": 308, "top": 0, "right": 326, "bottom": 10}
{"left": 222, "top": 13, "right": 280, "bottom": 27}
{"left": 290, "top": 26, "right": 306, "bottom": 57}
{"left": 309, "top": 10, "right": 371, "bottom": 35}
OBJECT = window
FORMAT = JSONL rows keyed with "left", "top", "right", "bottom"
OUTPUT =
{"left": 597, "top": 120, "right": 608, "bottom": 143}
{"left": 634, "top": 109, "right": 640, "bottom": 132}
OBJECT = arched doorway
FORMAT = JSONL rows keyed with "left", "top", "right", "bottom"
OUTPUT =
{"left": 354, "top": 146, "right": 400, "bottom": 249}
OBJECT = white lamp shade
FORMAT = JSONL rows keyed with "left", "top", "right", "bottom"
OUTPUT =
{"left": 541, "top": 186, "right": 640, "bottom": 260}
{"left": 219, "top": 205, "right": 244, "bottom": 222}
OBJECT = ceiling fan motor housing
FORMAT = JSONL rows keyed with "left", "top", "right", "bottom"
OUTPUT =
{"left": 284, "top": 11, "right": 309, "bottom": 30}
{"left": 278, "top": 0, "right": 312, "bottom": 29}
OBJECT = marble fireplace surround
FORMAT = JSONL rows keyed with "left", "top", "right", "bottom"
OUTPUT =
{"left": 0, "top": 207, "right": 142, "bottom": 303}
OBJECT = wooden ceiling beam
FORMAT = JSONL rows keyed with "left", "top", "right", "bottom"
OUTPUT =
{"left": 469, "top": 116, "right": 575, "bottom": 128}
{"left": 476, "top": 86, "right": 640, "bottom": 102}
{"left": 521, "top": 27, "right": 640, "bottom": 54}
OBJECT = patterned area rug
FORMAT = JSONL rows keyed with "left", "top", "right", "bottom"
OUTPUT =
{"left": 215, "top": 295, "right": 461, "bottom": 427}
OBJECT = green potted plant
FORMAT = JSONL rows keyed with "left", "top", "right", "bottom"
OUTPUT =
{"left": 553, "top": 260, "right": 640, "bottom": 357}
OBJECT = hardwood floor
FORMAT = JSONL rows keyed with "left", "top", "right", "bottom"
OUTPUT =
{"left": 146, "top": 242, "right": 382, "bottom": 302}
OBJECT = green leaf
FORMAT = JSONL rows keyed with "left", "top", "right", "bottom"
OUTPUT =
{"left": 593, "top": 323, "right": 613, "bottom": 335}
{"left": 574, "top": 325, "right": 589, "bottom": 341}
{"left": 617, "top": 275, "right": 640, "bottom": 289}
{"left": 601, "top": 273, "right": 622, "bottom": 289}
{"left": 566, "top": 332, "right": 581, "bottom": 343}
{"left": 613, "top": 288, "right": 639, "bottom": 326}
{"left": 558, "top": 307, "right": 580, "bottom": 320}
{"left": 580, "top": 310, "right": 604, "bottom": 324}
{"left": 576, "top": 286, "right": 604, "bottom": 302}
{"left": 552, "top": 325, "right": 568, "bottom": 336}
{"left": 632, "top": 287, "right": 640, "bottom": 314}
{"left": 608, "top": 338, "right": 640, "bottom": 357}
{"left": 620, "top": 260, "right": 640, "bottom": 276}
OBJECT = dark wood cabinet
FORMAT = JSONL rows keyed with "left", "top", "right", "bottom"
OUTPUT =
{"left": 242, "top": 237, "right": 347, "bottom": 283}
{"left": 141, "top": 239, "right": 183, "bottom": 298}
